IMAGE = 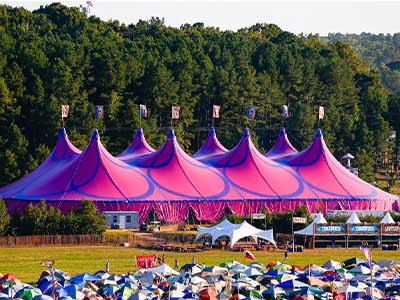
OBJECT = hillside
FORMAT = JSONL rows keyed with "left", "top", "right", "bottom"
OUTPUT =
{"left": 0, "top": 3, "right": 397, "bottom": 187}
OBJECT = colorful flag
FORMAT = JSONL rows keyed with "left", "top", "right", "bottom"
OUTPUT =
{"left": 282, "top": 105, "right": 289, "bottom": 119}
{"left": 61, "top": 105, "right": 69, "bottom": 118}
{"left": 86, "top": 0, "right": 94, "bottom": 7}
{"left": 172, "top": 105, "right": 180, "bottom": 119}
{"left": 246, "top": 106, "right": 256, "bottom": 120}
{"left": 136, "top": 255, "right": 157, "bottom": 268}
{"left": 245, "top": 250, "right": 256, "bottom": 261}
{"left": 95, "top": 105, "right": 104, "bottom": 119}
{"left": 213, "top": 105, "right": 220, "bottom": 118}
{"left": 139, "top": 104, "right": 148, "bottom": 118}
{"left": 362, "top": 246, "right": 372, "bottom": 264}
{"left": 318, "top": 106, "right": 325, "bottom": 120}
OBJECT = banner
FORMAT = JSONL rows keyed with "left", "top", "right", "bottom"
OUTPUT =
{"left": 95, "top": 105, "right": 104, "bottom": 119}
{"left": 61, "top": 105, "right": 69, "bottom": 118}
{"left": 136, "top": 255, "right": 157, "bottom": 269}
{"left": 282, "top": 105, "right": 289, "bottom": 119}
{"left": 86, "top": 0, "right": 94, "bottom": 7}
{"left": 246, "top": 106, "right": 256, "bottom": 120}
{"left": 213, "top": 105, "right": 220, "bottom": 118}
{"left": 318, "top": 106, "right": 324, "bottom": 120}
{"left": 139, "top": 104, "right": 148, "bottom": 118}
{"left": 293, "top": 217, "right": 307, "bottom": 224}
{"left": 172, "top": 105, "right": 180, "bottom": 119}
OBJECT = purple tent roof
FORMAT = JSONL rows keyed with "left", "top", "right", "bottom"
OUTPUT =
{"left": 132, "top": 128, "right": 236, "bottom": 201}
{"left": 207, "top": 128, "right": 304, "bottom": 200}
{"left": 192, "top": 127, "right": 228, "bottom": 160}
{"left": 8, "top": 129, "right": 155, "bottom": 203}
{"left": 284, "top": 129, "right": 396, "bottom": 203}
{"left": 117, "top": 128, "right": 155, "bottom": 163}
{"left": 265, "top": 127, "right": 297, "bottom": 159}
{"left": 0, "top": 128, "right": 81, "bottom": 198}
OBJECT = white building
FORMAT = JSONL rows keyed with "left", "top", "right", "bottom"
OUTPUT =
{"left": 103, "top": 211, "right": 139, "bottom": 229}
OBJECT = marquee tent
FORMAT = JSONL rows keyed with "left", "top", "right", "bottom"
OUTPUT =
{"left": 0, "top": 128, "right": 81, "bottom": 199}
{"left": 117, "top": 128, "right": 155, "bottom": 163}
{"left": 1, "top": 127, "right": 399, "bottom": 223}
{"left": 194, "top": 219, "right": 276, "bottom": 247}
{"left": 346, "top": 212, "right": 361, "bottom": 224}
{"left": 380, "top": 212, "right": 395, "bottom": 224}
{"left": 265, "top": 128, "right": 297, "bottom": 160}
{"left": 192, "top": 127, "right": 228, "bottom": 161}
{"left": 294, "top": 213, "right": 327, "bottom": 236}
{"left": 4, "top": 130, "right": 159, "bottom": 221}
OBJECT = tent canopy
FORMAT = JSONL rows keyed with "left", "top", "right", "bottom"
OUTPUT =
{"left": 294, "top": 213, "right": 327, "bottom": 236}
{"left": 346, "top": 212, "right": 361, "bottom": 224}
{"left": 192, "top": 127, "right": 228, "bottom": 161}
{"left": 117, "top": 128, "right": 155, "bottom": 163}
{"left": 194, "top": 219, "right": 276, "bottom": 247}
{"left": 380, "top": 212, "right": 395, "bottom": 224}
{"left": 265, "top": 127, "right": 297, "bottom": 159}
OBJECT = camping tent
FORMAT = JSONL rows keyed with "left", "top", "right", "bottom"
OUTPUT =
{"left": 194, "top": 219, "right": 276, "bottom": 247}
{"left": 294, "top": 213, "right": 327, "bottom": 236}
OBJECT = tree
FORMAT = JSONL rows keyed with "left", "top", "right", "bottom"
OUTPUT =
{"left": 0, "top": 199, "right": 10, "bottom": 235}
{"left": 69, "top": 200, "right": 107, "bottom": 235}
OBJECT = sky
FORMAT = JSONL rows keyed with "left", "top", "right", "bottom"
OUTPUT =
{"left": 2, "top": 0, "right": 400, "bottom": 35}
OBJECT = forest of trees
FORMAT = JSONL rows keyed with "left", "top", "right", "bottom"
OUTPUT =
{"left": 0, "top": 3, "right": 398, "bottom": 188}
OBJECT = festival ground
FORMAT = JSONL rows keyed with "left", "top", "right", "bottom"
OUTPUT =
{"left": 1, "top": 246, "right": 400, "bottom": 282}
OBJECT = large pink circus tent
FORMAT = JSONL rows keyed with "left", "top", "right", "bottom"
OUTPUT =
{"left": 0, "top": 128, "right": 81, "bottom": 199}
{"left": 117, "top": 127, "right": 155, "bottom": 163}
{"left": 0, "top": 127, "right": 398, "bottom": 223}
{"left": 192, "top": 127, "right": 228, "bottom": 161}
{"left": 265, "top": 127, "right": 298, "bottom": 159}
{"left": 127, "top": 128, "right": 241, "bottom": 222}
{"left": 4, "top": 130, "right": 160, "bottom": 221}
{"left": 281, "top": 129, "right": 397, "bottom": 211}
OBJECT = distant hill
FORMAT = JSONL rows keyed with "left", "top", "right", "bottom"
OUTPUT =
{"left": 324, "top": 33, "right": 400, "bottom": 95}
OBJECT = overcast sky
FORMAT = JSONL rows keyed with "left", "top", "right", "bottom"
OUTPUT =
{"left": 2, "top": 0, "right": 399, "bottom": 35}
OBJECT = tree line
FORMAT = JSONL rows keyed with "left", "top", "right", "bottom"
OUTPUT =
{"left": 0, "top": 3, "right": 397, "bottom": 187}
{"left": 0, "top": 199, "right": 107, "bottom": 236}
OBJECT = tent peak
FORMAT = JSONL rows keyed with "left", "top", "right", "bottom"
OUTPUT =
{"left": 91, "top": 129, "right": 100, "bottom": 141}
{"left": 315, "top": 128, "right": 323, "bottom": 139}
{"left": 208, "top": 127, "right": 216, "bottom": 136}
{"left": 135, "top": 127, "right": 144, "bottom": 138}
{"left": 58, "top": 127, "right": 67, "bottom": 137}
{"left": 168, "top": 128, "right": 176, "bottom": 139}
{"left": 279, "top": 127, "right": 287, "bottom": 136}
{"left": 243, "top": 128, "right": 251, "bottom": 138}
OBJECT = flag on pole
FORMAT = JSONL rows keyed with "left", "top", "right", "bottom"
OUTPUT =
{"left": 172, "top": 105, "right": 180, "bottom": 119}
{"left": 213, "top": 105, "right": 220, "bottom": 118}
{"left": 282, "top": 105, "right": 289, "bottom": 119}
{"left": 318, "top": 106, "right": 325, "bottom": 120}
{"left": 86, "top": 0, "right": 94, "bottom": 7}
{"left": 139, "top": 104, "right": 148, "bottom": 118}
{"left": 61, "top": 105, "right": 69, "bottom": 118}
{"left": 95, "top": 105, "right": 104, "bottom": 119}
{"left": 246, "top": 106, "right": 256, "bottom": 120}
{"left": 245, "top": 250, "right": 256, "bottom": 261}
{"left": 362, "top": 246, "right": 372, "bottom": 264}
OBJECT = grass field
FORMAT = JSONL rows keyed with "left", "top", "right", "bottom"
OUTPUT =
{"left": 1, "top": 246, "right": 400, "bottom": 282}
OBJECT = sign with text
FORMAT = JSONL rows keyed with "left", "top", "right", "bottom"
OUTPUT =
{"left": 382, "top": 224, "right": 400, "bottom": 235}
{"left": 348, "top": 224, "right": 380, "bottom": 235}
{"left": 315, "top": 224, "right": 346, "bottom": 235}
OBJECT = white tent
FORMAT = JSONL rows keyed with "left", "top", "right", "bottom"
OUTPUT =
{"left": 294, "top": 212, "right": 327, "bottom": 236}
{"left": 380, "top": 212, "right": 395, "bottom": 224}
{"left": 146, "top": 264, "right": 179, "bottom": 276}
{"left": 194, "top": 219, "right": 275, "bottom": 247}
{"left": 346, "top": 212, "right": 361, "bottom": 224}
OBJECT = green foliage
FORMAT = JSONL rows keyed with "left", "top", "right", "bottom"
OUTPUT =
{"left": 0, "top": 4, "right": 395, "bottom": 187}
{"left": 8, "top": 200, "right": 107, "bottom": 236}
{"left": 0, "top": 199, "right": 10, "bottom": 235}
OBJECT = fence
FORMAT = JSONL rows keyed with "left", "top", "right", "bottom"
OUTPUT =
{"left": 0, "top": 234, "right": 139, "bottom": 247}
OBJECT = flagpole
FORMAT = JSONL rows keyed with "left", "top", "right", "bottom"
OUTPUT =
{"left": 139, "top": 106, "right": 142, "bottom": 128}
